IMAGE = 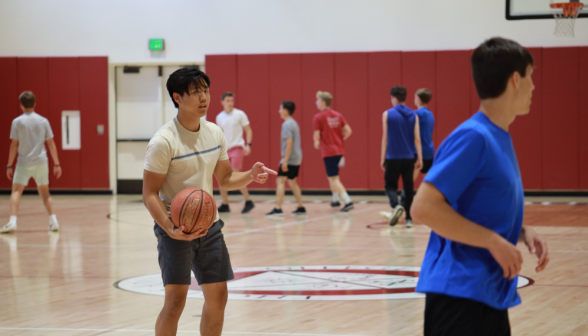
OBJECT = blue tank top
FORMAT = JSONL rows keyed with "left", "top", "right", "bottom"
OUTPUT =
{"left": 386, "top": 105, "right": 416, "bottom": 160}
{"left": 415, "top": 107, "right": 435, "bottom": 160}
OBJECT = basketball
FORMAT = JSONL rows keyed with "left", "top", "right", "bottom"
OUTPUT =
{"left": 170, "top": 188, "right": 216, "bottom": 234}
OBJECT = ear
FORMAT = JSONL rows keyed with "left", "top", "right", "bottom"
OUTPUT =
{"left": 511, "top": 71, "right": 521, "bottom": 90}
{"left": 173, "top": 92, "right": 182, "bottom": 106}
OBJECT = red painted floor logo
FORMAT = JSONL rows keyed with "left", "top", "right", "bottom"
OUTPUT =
{"left": 116, "top": 265, "right": 532, "bottom": 301}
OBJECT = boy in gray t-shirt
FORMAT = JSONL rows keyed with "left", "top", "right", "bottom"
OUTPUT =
{"left": 2, "top": 91, "right": 62, "bottom": 233}
{"left": 267, "top": 101, "right": 306, "bottom": 216}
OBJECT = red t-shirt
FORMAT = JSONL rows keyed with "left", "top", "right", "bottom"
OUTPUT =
{"left": 313, "top": 109, "right": 348, "bottom": 158}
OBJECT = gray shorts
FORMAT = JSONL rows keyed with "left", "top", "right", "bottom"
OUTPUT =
{"left": 154, "top": 219, "right": 234, "bottom": 286}
{"left": 13, "top": 163, "right": 49, "bottom": 186}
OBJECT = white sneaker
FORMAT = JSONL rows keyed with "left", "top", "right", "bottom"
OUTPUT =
{"left": 380, "top": 211, "right": 392, "bottom": 220}
{"left": 1, "top": 222, "right": 17, "bottom": 233}
{"left": 388, "top": 205, "right": 405, "bottom": 227}
{"left": 405, "top": 219, "right": 414, "bottom": 228}
{"left": 49, "top": 222, "right": 59, "bottom": 232}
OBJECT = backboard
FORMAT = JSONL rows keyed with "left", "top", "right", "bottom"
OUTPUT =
{"left": 506, "top": 0, "right": 588, "bottom": 19}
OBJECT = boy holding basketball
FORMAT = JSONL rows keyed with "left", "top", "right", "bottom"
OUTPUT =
{"left": 412, "top": 38, "right": 549, "bottom": 335}
{"left": 143, "top": 67, "right": 275, "bottom": 336}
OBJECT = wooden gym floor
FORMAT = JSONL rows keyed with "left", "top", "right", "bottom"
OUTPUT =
{"left": 0, "top": 194, "right": 587, "bottom": 336}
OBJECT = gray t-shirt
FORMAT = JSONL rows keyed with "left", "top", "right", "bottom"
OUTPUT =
{"left": 10, "top": 112, "right": 54, "bottom": 167}
{"left": 280, "top": 118, "right": 302, "bottom": 165}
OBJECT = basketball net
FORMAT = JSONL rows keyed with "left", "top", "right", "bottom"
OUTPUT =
{"left": 550, "top": 2, "right": 584, "bottom": 37}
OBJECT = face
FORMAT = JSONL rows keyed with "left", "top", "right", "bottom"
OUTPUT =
{"left": 414, "top": 95, "right": 421, "bottom": 107}
{"left": 173, "top": 83, "right": 210, "bottom": 118}
{"left": 316, "top": 98, "right": 326, "bottom": 110}
{"left": 514, "top": 65, "right": 535, "bottom": 116}
{"left": 221, "top": 96, "right": 235, "bottom": 111}
{"left": 278, "top": 104, "right": 289, "bottom": 119}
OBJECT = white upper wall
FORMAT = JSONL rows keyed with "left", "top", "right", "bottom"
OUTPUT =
{"left": 0, "top": 0, "right": 586, "bottom": 63}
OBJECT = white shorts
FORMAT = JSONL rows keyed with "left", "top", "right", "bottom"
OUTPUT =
{"left": 13, "top": 164, "right": 49, "bottom": 186}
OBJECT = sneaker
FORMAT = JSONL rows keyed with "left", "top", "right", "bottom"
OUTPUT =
{"left": 330, "top": 201, "right": 341, "bottom": 208}
{"left": 405, "top": 219, "right": 414, "bottom": 228}
{"left": 49, "top": 222, "right": 59, "bottom": 232}
{"left": 242, "top": 200, "right": 255, "bottom": 214}
{"left": 388, "top": 205, "right": 405, "bottom": 227}
{"left": 380, "top": 211, "right": 392, "bottom": 220}
{"left": 0, "top": 222, "right": 17, "bottom": 234}
{"left": 340, "top": 202, "right": 354, "bottom": 212}
{"left": 217, "top": 204, "right": 230, "bottom": 213}
{"left": 291, "top": 207, "right": 307, "bottom": 215}
{"left": 266, "top": 208, "right": 284, "bottom": 216}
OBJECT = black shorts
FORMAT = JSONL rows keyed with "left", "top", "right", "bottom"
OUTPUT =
{"left": 277, "top": 164, "right": 300, "bottom": 180}
{"left": 421, "top": 159, "right": 433, "bottom": 174}
{"left": 154, "top": 219, "right": 234, "bottom": 286}
{"left": 323, "top": 155, "right": 342, "bottom": 177}
{"left": 424, "top": 293, "right": 511, "bottom": 336}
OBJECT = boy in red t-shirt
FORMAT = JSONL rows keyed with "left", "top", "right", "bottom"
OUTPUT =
{"left": 313, "top": 91, "right": 354, "bottom": 211}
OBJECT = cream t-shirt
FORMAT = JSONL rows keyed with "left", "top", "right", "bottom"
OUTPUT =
{"left": 215, "top": 108, "right": 250, "bottom": 150}
{"left": 144, "top": 118, "right": 229, "bottom": 222}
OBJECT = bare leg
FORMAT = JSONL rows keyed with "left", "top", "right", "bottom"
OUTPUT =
{"left": 220, "top": 188, "right": 229, "bottom": 205}
{"left": 287, "top": 178, "right": 304, "bottom": 208}
{"left": 200, "top": 282, "right": 228, "bottom": 336}
{"left": 413, "top": 166, "right": 420, "bottom": 182}
{"left": 155, "top": 284, "right": 189, "bottom": 336}
{"left": 9, "top": 184, "right": 25, "bottom": 216}
{"left": 328, "top": 176, "right": 346, "bottom": 194}
{"left": 37, "top": 184, "right": 55, "bottom": 215}
{"left": 239, "top": 186, "right": 251, "bottom": 201}
{"left": 275, "top": 176, "right": 287, "bottom": 209}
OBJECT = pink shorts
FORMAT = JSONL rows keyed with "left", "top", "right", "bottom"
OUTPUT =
{"left": 227, "top": 146, "right": 244, "bottom": 171}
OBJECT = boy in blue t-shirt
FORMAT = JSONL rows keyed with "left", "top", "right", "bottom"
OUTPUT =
{"left": 412, "top": 38, "right": 550, "bottom": 336}
{"left": 413, "top": 88, "right": 435, "bottom": 179}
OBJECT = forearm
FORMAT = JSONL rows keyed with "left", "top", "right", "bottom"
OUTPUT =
{"left": 245, "top": 128, "right": 252, "bottom": 144}
{"left": 220, "top": 170, "right": 253, "bottom": 190}
{"left": 381, "top": 138, "right": 387, "bottom": 161}
{"left": 416, "top": 139, "right": 423, "bottom": 161}
{"left": 143, "top": 191, "right": 174, "bottom": 233}
{"left": 8, "top": 145, "right": 17, "bottom": 166}
{"left": 47, "top": 142, "right": 60, "bottom": 165}
{"left": 283, "top": 143, "right": 292, "bottom": 163}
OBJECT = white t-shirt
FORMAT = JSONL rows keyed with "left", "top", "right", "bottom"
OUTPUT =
{"left": 144, "top": 118, "right": 229, "bottom": 222}
{"left": 10, "top": 112, "right": 54, "bottom": 167}
{"left": 215, "top": 108, "right": 250, "bottom": 150}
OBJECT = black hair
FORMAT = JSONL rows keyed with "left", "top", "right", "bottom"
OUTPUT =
{"left": 166, "top": 67, "right": 210, "bottom": 108}
{"left": 19, "top": 91, "right": 36, "bottom": 108}
{"left": 281, "top": 101, "right": 296, "bottom": 115}
{"left": 471, "top": 37, "right": 534, "bottom": 99}
{"left": 221, "top": 92, "right": 234, "bottom": 101}
{"left": 390, "top": 86, "right": 407, "bottom": 102}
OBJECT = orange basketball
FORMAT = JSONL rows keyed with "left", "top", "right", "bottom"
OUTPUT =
{"left": 170, "top": 188, "right": 216, "bottom": 234}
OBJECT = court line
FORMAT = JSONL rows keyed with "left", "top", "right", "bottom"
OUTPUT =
{"left": 0, "top": 327, "right": 367, "bottom": 336}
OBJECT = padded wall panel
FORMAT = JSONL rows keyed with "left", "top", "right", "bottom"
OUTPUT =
{"left": 580, "top": 47, "right": 588, "bottom": 190}
{"left": 205, "top": 55, "right": 237, "bottom": 121}
{"left": 301, "top": 53, "right": 334, "bottom": 189}
{"left": 269, "top": 54, "right": 303, "bottom": 188}
{"left": 542, "top": 47, "right": 579, "bottom": 189}
{"left": 367, "top": 52, "right": 402, "bottom": 190}
{"left": 509, "top": 48, "right": 543, "bottom": 190}
{"left": 80, "top": 57, "right": 109, "bottom": 189}
{"left": 48, "top": 58, "right": 81, "bottom": 189}
{"left": 334, "top": 53, "right": 369, "bottom": 189}
{"left": 0, "top": 58, "right": 18, "bottom": 189}
{"left": 237, "top": 54, "right": 270, "bottom": 189}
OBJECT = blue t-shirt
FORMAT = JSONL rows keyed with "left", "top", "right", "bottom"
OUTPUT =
{"left": 416, "top": 112, "right": 524, "bottom": 310}
{"left": 415, "top": 107, "right": 435, "bottom": 160}
{"left": 385, "top": 104, "right": 416, "bottom": 160}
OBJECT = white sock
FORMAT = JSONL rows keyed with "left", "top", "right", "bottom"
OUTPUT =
{"left": 9, "top": 216, "right": 17, "bottom": 225}
{"left": 340, "top": 192, "right": 351, "bottom": 204}
{"left": 49, "top": 214, "right": 58, "bottom": 225}
{"left": 332, "top": 193, "right": 340, "bottom": 202}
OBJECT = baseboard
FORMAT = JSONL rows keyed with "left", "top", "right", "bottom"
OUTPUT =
{"left": 0, "top": 189, "right": 112, "bottom": 195}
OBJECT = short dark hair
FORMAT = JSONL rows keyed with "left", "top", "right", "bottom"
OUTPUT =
{"left": 221, "top": 92, "right": 234, "bottom": 101}
{"left": 281, "top": 101, "right": 296, "bottom": 115}
{"left": 19, "top": 91, "right": 36, "bottom": 108}
{"left": 416, "top": 88, "right": 433, "bottom": 104}
{"left": 166, "top": 67, "right": 210, "bottom": 108}
{"left": 390, "top": 86, "right": 407, "bottom": 102}
{"left": 471, "top": 37, "right": 534, "bottom": 99}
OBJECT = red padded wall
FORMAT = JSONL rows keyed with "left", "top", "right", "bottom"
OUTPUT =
{"left": 0, "top": 58, "right": 18, "bottom": 190}
{"left": 237, "top": 54, "right": 270, "bottom": 189}
{"left": 301, "top": 53, "right": 335, "bottom": 189}
{"left": 334, "top": 53, "right": 369, "bottom": 189}
{"left": 580, "top": 47, "right": 588, "bottom": 190}
{"left": 510, "top": 48, "right": 543, "bottom": 190}
{"left": 542, "top": 47, "right": 579, "bottom": 190}
{"left": 367, "top": 52, "right": 402, "bottom": 190}
{"left": 80, "top": 57, "right": 109, "bottom": 189}
{"left": 205, "top": 55, "right": 237, "bottom": 120}
{"left": 268, "top": 54, "right": 303, "bottom": 188}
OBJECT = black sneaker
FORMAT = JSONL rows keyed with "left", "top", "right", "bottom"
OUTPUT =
{"left": 266, "top": 208, "right": 284, "bottom": 216}
{"left": 340, "top": 202, "right": 354, "bottom": 212}
{"left": 242, "top": 200, "right": 255, "bottom": 214}
{"left": 330, "top": 201, "right": 341, "bottom": 208}
{"left": 291, "top": 207, "right": 307, "bottom": 215}
{"left": 217, "top": 204, "right": 230, "bottom": 213}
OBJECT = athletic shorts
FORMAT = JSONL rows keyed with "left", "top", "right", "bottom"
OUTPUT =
{"left": 424, "top": 293, "right": 510, "bottom": 336}
{"left": 277, "top": 165, "right": 300, "bottom": 180}
{"left": 421, "top": 159, "right": 434, "bottom": 174}
{"left": 13, "top": 163, "right": 49, "bottom": 186}
{"left": 323, "top": 155, "right": 342, "bottom": 177}
{"left": 154, "top": 219, "right": 234, "bottom": 286}
{"left": 227, "top": 146, "right": 244, "bottom": 171}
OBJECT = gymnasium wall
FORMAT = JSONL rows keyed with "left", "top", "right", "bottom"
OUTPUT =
{"left": 0, "top": 57, "right": 109, "bottom": 191}
{"left": 206, "top": 46, "right": 588, "bottom": 191}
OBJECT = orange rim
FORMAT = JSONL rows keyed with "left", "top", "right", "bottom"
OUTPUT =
{"left": 550, "top": 2, "right": 584, "bottom": 16}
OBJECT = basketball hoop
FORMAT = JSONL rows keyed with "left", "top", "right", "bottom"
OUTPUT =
{"left": 550, "top": 2, "right": 584, "bottom": 37}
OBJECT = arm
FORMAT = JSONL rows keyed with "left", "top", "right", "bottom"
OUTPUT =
{"left": 281, "top": 138, "right": 293, "bottom": 172}
{"left": 313, "top": 130, "right": 321, "bottom": 150}
{"left": 6, "top": 140, "right": 18, "bottom": 180}
{"left": 381, "top": 111, "right": 387, "bottom": 171}
{"left": 412, "top": 182, "right": 523, "bottom": 280}
{"left": 46, "top": 138, "right": 62, "bottom": 179}
{"left": 214, "top": 160, "right": 277, "bottom": 190}
{"left": 414, "top": 116, "right": 423, "bottom": 171}
{"left": 519, "top": 225, "right": 549, "bottom": 272}
{"left": 243, "top": 124, "right": 253, "bottom": 156}
{"left": 342, "top": 124, "right": 352, "bottom": 141}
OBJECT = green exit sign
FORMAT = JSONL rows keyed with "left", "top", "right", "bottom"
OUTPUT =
{"left": 149, "top": 39, "right": 164, "bottom": 50}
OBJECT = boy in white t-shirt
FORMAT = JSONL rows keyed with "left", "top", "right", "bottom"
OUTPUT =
{"left": 215, "top": 92, "right": 254, "bottom": 213}
{"left": 143, "top": 67, "right": 276, "bottom": 336}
